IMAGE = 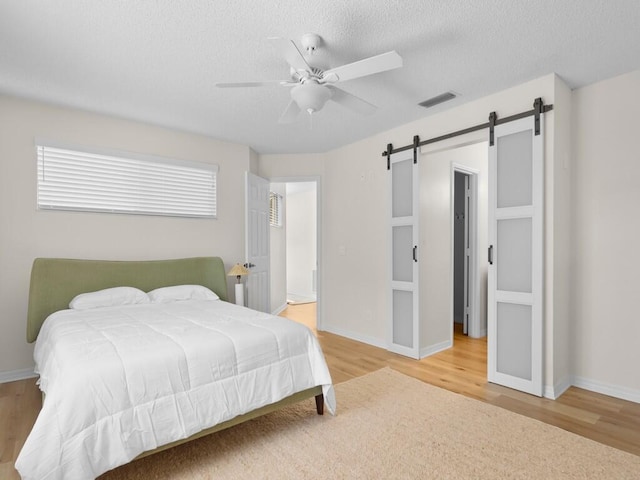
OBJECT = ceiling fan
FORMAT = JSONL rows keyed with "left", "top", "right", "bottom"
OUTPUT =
{"left": 216, "top": 33, "right": 403, "bottom": 123}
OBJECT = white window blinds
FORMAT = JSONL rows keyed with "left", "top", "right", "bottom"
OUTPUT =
{"left": 36, "top": 143, "right": 218, "bottom": 218}
{"left": 269, "top": 191, "right": 282, "bottom": 227}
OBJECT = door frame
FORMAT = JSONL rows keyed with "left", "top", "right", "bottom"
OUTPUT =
{"left": 269, "top": 175, "right": 323, "bottom": 331}
{"left": 450, "top": 163, "right": 481, "bottom": 340}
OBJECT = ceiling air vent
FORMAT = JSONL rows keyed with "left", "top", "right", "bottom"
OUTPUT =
{"left": 418, "top": 92, "right": 457, "bottom": 109}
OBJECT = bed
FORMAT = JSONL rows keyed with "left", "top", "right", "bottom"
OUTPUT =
{"left": 15, "top": 257, "right": 335, "bottom": 480}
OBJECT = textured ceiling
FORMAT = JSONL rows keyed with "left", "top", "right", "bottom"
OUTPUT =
{"left": 1, "top": 1, "right": 639, "bottom": 154}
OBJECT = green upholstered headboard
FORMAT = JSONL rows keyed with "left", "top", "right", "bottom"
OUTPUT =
{"left": 27, "top": 256, "right": 229, "bottom": 343}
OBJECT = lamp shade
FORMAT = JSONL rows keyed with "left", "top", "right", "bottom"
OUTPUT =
{"left": 227, "top": 263, "right": 249, "bottom": 277}
{"left": 290, "top": 81, "right": 332, "bottom": 114}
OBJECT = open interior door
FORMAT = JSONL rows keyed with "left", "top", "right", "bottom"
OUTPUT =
{"left": 488, "top": 115, "right": 544, "bottom": 396}
{"left": 245, "top": 172, "right": 270, "bottom": 312}
{"left": 388, "top": 150, "right": 420, "bottom": 359}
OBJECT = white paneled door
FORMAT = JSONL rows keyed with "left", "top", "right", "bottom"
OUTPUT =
{"left": 388, "top": 150, "right": 420, "bottom": 359}
{"left": 245, "top": 172, "right": 270, "bottom": 312}
{"left": 462, "top": 172, "right": 470, "bottom": 336}
{"left": 488, "top": 115, "right": 544, "bottom": 396}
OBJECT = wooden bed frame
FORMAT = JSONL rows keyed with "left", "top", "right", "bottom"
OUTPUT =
{"left": 26, "top": 256, "right": 323, "bottom": 462}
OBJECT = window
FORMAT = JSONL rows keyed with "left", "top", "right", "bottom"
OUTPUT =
{"left": 36, "top": 142, "right": 218, "bottom": 218}
{"left": 269, "top": 191, "right": 283, "bottom": 227}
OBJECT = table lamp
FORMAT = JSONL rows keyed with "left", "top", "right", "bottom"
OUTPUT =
{"left": 227, "top": 263, "right": 249, "bottom": 306}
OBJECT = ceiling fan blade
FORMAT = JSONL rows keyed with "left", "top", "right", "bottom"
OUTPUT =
{"left": 216, "top": 81, "right": 280, "bottom": 88}
{"left": 278, "top": 100, "right": 301, "bottom": 124}
{"left": 323, "top": 50, "right": 402, "bottom": 83}
{"left": 327, "top": 86, "right": 377, "bottom": 115}
{"left": 268, "top": 37, "right": 311, "bottom": 73}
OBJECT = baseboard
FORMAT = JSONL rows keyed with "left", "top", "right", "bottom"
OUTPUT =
{"left": 271, "top": 303, "right": 288, "bottom": 316}
{"left": 286, "top": 292, "right": 317, "bottom": 305}
{"left": 0, "top": 367, "right": 37, "bottom": 384}
{"left": 321, "top": 324, "right": 387, "bottom": 350}
{"left": 321, "top": 326, "right": 454, "bottom": 359}
{"left": 468, "top": 328, "right": 487, "bottom": 339}
{"left": 420, "top": 340, "right": 452, "bottom": 359}
{"left": 572, "top": 375, "right": 640, "bottom": 404}
{"left": 544, "top": 375, "right": 573, "bottom": 400}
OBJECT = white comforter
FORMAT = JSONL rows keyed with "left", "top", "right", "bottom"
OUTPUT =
{"left": 15, "top": 300, "right": 335, "bottom": 480}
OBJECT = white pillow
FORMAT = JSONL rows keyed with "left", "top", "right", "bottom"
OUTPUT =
{"left": 69, "top": 286, "right": 150, "bottom": 310}
{"left": 148, "top": 284, "right": 219, "bottom": 303}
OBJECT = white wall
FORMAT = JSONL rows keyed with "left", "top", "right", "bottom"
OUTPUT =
{"left": 571, "top": 69, "right": 640, "bottom": 400}
{"left": 286, "top": 183, "right": 317, "bottom": 298}
{"left": 269, "top": 183, "right": 287, "bottom": 313}
{"left": 322, "top": 140, "right": 389, "bottom": 346}
{"left": 0, "top": 95, "right": 251, "bottom": 378}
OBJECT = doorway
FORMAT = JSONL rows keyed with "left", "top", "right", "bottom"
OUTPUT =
{"left": 453, "top": 170, "right": 471, "bottom": 336}
{"left": 420, "top": 141, "right": 487, "bottom": 357}
{"left": 452, "top": 165, "right": 480, "bottom": 340}
{"left": 285, "top": 182, "right": 317, "bottom": 306}
{"left": 269, "top": 177, "right": 321, "bottom": 331}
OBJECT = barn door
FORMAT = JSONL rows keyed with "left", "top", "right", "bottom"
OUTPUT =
{"left": 488, "top": 115, "right": 544, "bottom": 396}
{"left": 388, "top": 150, "right": 420, "bottom": 359}
{"left": 245, "top": 172, "right": 270, "bottom": 312}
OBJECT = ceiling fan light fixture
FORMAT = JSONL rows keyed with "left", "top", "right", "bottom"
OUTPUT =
{"left": 219, "top": 34, "right": 403, "bottom": 123}
{"left": 291, "top": 82, "right": 332, "bottom": 114}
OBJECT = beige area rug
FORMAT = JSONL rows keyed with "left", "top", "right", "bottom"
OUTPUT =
{"left": 101, "top": 368, "right": 640, "bottom": 479}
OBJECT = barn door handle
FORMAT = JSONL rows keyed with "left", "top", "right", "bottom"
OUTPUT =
{"left": 488, "top": 245, "right": 494, "bottom": 265}
{"left": 413, "top": 245, "right": 418, "bottom": 262}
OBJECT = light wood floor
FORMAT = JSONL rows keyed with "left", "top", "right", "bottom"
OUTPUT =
{"left": 1, "top": 304, "right": 639, "bottom": 478}
{"left": 280, "top": 303, "right": 640, "bottom": 458}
